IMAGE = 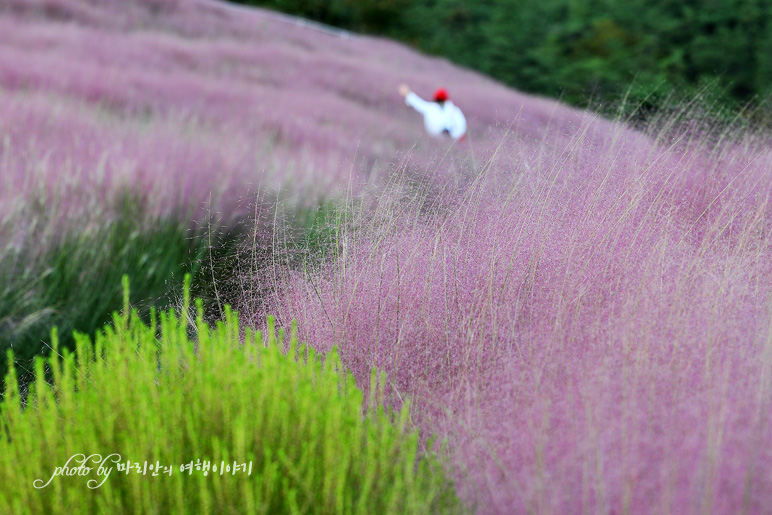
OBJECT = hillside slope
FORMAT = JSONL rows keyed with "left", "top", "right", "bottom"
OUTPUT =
{"left": 1, "top": 0, "right": 631, "bottom": 224}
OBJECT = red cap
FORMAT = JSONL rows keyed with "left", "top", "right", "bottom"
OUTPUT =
{"left": 433, "top": 88, "right": 449, "bottom": 102}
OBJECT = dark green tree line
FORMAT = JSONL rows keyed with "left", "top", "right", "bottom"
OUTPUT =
{"left": 231, "top": 0, "right": 772, "bottom": 120}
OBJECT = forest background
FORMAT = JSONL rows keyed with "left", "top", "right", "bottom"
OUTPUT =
{"left": 234, "top": 0, "right": 772, "bottom": 123}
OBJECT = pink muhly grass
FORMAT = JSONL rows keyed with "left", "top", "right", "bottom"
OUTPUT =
{"left": 0, "top": 0, "right": 627, "bottom": 211}
{"left": 5, "top": 2, "right": 772, "bottom": 511}
{"left": 1, "top": 0, "right": 634, "bottom": 267}
{"left": 269, "top": 114, "right": 772, "bottom": 513}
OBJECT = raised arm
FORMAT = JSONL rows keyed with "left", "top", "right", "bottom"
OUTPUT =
{"left": 404, "top": 92, "right": 434, "bottom": 115}
{"left": 398, "top": 83, "right": 433, "bottom": 115}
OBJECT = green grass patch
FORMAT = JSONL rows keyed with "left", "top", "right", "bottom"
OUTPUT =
{"left": 0, "top": 193, "right": 218, "bottom": 391}
{"left": 0, "top": 279, "right": 462, "bottom": 514}
{"left": 283, "top": 199, "right": 348, "bottom": 269}
{"left": 0, "top": 189, "right": 354, "bottom": 396}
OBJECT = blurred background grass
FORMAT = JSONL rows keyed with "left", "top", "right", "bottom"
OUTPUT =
{"left": 232, "top": 0, "right": 772, "bottom": 126}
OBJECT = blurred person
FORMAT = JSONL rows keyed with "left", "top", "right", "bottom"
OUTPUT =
{"left": 399, "top": 83, "right": 467, "bottom": 140}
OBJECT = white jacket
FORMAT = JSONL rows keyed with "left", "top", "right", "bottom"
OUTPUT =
{"left": 405, "top": 92, "right": 467, "bottom": 140}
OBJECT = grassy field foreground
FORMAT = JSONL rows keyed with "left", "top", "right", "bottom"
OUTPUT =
{"left": 0, "top": 278, "right": 461, "bottom": 514}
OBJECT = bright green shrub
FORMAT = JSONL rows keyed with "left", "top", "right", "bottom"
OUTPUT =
{"left": 0, "top": 278, "right": 461, "bottom": 514}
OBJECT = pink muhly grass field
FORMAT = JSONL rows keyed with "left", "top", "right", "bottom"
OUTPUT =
{"left": 5, "top": 1, "right": 772, "bottom": 513}
{"left": 0, "top": 0, "right": 612, "bottom": 238}
{"left": 271, "top": 114, "right": 772, "bottom": 513}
